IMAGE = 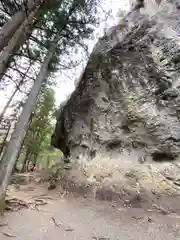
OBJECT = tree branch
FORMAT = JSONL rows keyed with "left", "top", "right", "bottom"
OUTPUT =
{"left": 29, "top": 35, "right": 48, "bottom": 48}
{"left": 15, "top": 53, "right": 42, "bottom": 63}
{"left": 8, "top": 66, "right": 36, "bottom": 81}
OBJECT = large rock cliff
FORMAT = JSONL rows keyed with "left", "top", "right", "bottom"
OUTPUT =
{"left": 52, "top": 0, "right": 180, "bottom": 209}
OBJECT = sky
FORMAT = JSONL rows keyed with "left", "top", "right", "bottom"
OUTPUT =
{"left": 0, "top": 0, "right": 130, "bottom": 114}
{"left": 54, "top": 0, "right": 130, "bottom": 105}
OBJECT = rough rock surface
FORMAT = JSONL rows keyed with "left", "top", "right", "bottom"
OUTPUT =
{"left": 52, "top": 0, "right": 180, "bottom": 208}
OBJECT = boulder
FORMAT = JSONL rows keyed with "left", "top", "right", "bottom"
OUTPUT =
{"left": 52, "top": 0, "right": 180, "bottom": 209}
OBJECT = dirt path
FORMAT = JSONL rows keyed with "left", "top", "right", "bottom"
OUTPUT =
{"left": 0, "top": 185, "right": 180, "bottom": 240}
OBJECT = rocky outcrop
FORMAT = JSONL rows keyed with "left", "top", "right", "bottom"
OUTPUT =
{"left": 52, "top": 1, "right": 180, "bottom": 209}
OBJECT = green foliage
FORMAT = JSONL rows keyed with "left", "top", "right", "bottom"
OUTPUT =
{"left": 2, "top": 0, "right": 102, "bottom": 170}
{"left": 21, "top": 85, "right": 56, "bottom": 166}
{"left": 33, "top": 0, "right": 101, "bottom": 69}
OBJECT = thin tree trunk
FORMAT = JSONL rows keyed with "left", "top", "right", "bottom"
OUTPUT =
{"left": 46, "top": 156, "right": 50, "bottom": 168}
{"left": 26, "top": 152, "right": 36, "bottom": 171}
{"left": 21, "top": 151, "right": 30, "bottom": 173}
{"left": 1, "top": 0, "right": 18, "bottom": 14}
{"left": 0, "top": 63, "right": 32, "bottom": 123}
{"left": 0, "top": 35, "right": 58, "bottom": 204}
{"left": 0, "top": 88, "right": 18, "bottom": 122}
{"left": 0, "top": 122, "right": 11, "bottom": 158}
{"left": 32, "top": 154, "right": 38, "bottom": 165}
{"left": 0, "top": 0, "right": 44, "bottom": 52}
{"left": 13, "top": 111, "right": 34, "bottom": 172}
{"left": 0, "top": 6, "right": 40, "bottom": 80}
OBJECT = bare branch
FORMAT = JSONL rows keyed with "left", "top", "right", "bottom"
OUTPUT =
{"left": 8, "top": 66, "right": 36, "bottom": 81}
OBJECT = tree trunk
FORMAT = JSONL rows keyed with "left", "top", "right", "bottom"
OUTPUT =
{"left": 32, "top": 154, "right": 38, "bottom": 165}
{"left": 21, "top": 151, "right": 30, "bottom": 173}
{"left": 0, "top": 88, "right": 18, "bottom": 123}
{"left": 0, "top": 5, "right": 40, "bottom": 80}
{"left": 46, "top": 156, "right": 50, "bottom": 168}
{"left": 13, "top": 111, "right": 34, "bottom": 173}
{"left": 0, "top": 63, "right": 32, "bottom": 123}
{"left": 0, "top": 36, "right": 58, "bottom": 207}
{"left": 1, "top": 0, "right": 18, "bottom": 14}
{"left": 0, "top": 122, "right": 11, "bottom": 158}
{"left": 0, "top": 0, "right": 44, "bottom": 52}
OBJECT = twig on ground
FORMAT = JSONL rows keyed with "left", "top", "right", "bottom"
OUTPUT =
{"left": 5, "top": 197, "right": 48, "bottom": 212}
{"left": 32, "top": 199, "right": 48, "bottom": 210}
{"left": 0, "top": 223, "right": 8, "bottom": 227}
{"left": 132, "top": 216, "right": 143, "bottom": 220}
{"left": 33, "top": 205, "right": 40, "bottom": 211}
{"left": 35, "top": 201, "right": 48, "bottom": 206}
{"left": 36, "top": 196, "right": 55, "bottom": 200}
{"left": 31, "top": 193, "right": 47, "bottom": 198}
{"left": 92, "top": 237, "right": 110, "bottom": 240}
{"left": 61, "top": 190, "right": 67, "bottom": 198}
{"left": 65, "top": 227, "right": 74, "bottom": 232}
{"left": 51, "top": 217, "right": 62, "bottom": 227}
{"left": 1, "top": 232, "right": 16, "bottom": 238}
{"left": 5, "top": 198, "right": 29, "bottom": 212}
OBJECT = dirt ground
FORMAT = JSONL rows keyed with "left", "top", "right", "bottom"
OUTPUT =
{"left": 0, "top": 184, "right": 180, "bottom": 240}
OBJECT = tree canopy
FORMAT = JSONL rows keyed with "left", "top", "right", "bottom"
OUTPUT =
{"left": 0, "top": 0, "right": 104, "bottom": 205}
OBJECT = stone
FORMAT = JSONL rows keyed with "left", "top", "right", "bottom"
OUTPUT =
{"left": 52, "top": 0, "right": 180, "bottom": 208}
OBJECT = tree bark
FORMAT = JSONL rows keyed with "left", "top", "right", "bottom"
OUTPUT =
{"left": 46, "top": 155, "right": 50, "bottom": 168}
{"left": 0, "top": 36, "right": 58, "bottom": 205}
{"left": 0, "top": 0, "right": 44, "bottom": 52}
{"left": 32, "top": 154, "right": 38, "bottom": 165}
{"left": 1, "top": 0, "right": 20, "bottom": 15}
{"left": 0, "top": 121, "right": 11, "bottom": 158}
{"left": 21, "top": 151, "right": 31, "bottom": 173}
{"left": 0, "top": 63, "right": 32, "bottom": 123}
{"left": 0, "top": 88, "right": 18, "bottom": 122}
{"left": 13, "top": 111, "right": 34, "bottom": 173}
{"left": 0, "top": 5, "right": 40, "bottom": 80}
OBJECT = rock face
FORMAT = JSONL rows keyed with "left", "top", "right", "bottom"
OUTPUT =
{"left": 52, "top": 0, "right": 180, "bottom": 208}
